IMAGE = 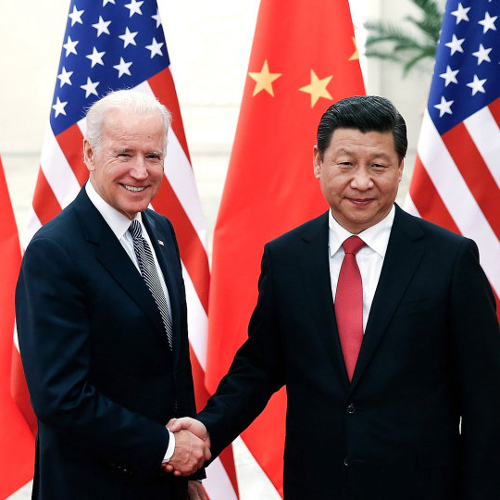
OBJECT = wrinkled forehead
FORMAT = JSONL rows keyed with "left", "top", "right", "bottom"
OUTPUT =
{"left": 101, "top": 108, "right": 167, "bottom": 141}
{"left": 103, "top": 106, "right": 164, "bottom": 126}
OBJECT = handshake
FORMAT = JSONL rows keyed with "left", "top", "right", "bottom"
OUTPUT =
{"left": 162, "top": 417, "right": 211, "bottom": 476}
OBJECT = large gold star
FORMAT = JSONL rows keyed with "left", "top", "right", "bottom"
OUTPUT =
{"left": 299, "top": 70, "right": 333, "bottom": 108}
{"left": 349, "top": 37, "right": 359, "bottom": 61}
{"left": 248, "top": 60, "right": 282, "bottom": 97}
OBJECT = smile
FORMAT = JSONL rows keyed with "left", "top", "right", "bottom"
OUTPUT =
{"left": 123, "top": 185, "right": 146, "bottom": 193}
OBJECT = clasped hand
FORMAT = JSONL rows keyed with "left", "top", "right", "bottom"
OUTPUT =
{"left": 162, "top": 417, "right": 211, "bottom": 477}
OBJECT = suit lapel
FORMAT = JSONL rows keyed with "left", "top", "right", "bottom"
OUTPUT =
{"left": 73, "top": 190, "right": 172, "bottom": 351}
{"left": 350, "top": 206, "right": 425, "bottom": 390}
{"left": 296, "top": 212, "right": 350, "bottom": 388}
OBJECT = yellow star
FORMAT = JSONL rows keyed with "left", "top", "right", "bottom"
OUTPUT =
{"left": 349, "top": 37, "right": 359, "bottom": 61}
{"left": 299, "top": 70, "right": 333, "bottom": 108}
{"left": 248, "top": 60, "right": 282, "bottom": 97}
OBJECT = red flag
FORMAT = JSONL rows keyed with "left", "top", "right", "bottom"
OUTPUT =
{"left": 206, "top": 0, "right": 365, "bottom": 495}
{"left": 13, "top": 1, "right": 239, "bottom": 497}
{"left": 0, "top": 154, "right": 35, "bottom": 498}
{"left": 406, "top": 0, "right": 500, "bottom": 317}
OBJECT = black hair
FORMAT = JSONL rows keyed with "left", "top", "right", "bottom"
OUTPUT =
{"left": 317, "top": 95, "right": 407, "bottom": 163}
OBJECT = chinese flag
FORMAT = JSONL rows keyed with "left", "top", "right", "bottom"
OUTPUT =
{"left": 206, "top": 0, "right": 365, "bottom": 496}
{"left": 0, "top": 154, "right": 34, "bottom": 498}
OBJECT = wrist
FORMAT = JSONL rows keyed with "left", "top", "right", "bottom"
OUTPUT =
{"left": 163, "top": 428, "right": 176, "bottom": 463}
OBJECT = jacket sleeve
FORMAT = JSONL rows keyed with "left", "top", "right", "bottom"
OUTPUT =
{"left": 16, "top": 235, "right": 170, "bottom": 479}
{"left": 450, "top": 238, "right": 500, "bottom": 498}
{"left": 198, "top": 243, "right": 286, "bottom": 458}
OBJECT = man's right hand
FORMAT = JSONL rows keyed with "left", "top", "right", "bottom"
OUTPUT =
{"left": 164, "top": 428, "right": 210, "bottom": 476}
{"left": 168, "top": 417, "right": 210, "bottom": 445}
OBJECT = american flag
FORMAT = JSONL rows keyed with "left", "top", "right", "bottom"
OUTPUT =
{"left": 12, "top": 1, "right": 239, "bottom": 498}
{"left": 407, "top": 0, "right": 500, "bottom": 313}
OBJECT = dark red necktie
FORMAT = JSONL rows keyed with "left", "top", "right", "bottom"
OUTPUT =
{"left": 335, "top": 235, "right": 365, "bottom": 381}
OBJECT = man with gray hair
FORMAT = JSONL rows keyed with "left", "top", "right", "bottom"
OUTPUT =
{"left": 16, "top": 90, "right": 208, "bottom": 499}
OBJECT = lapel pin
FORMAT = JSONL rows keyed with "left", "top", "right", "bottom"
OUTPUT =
{"left": 158, "top": 240, "right": 164, "bottom": 246}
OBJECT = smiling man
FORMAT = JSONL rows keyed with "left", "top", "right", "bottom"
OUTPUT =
{"left": 16, "top": 90, "right": 208, "bottom": 500}
{"left": 169, "top": 95, "right": 500, "bottom": 499}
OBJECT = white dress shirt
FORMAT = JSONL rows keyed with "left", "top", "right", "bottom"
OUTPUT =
{"left": 328, "top": 206, "right": 395, "bottom": 332}
{"left": 85, "top": 181, "right": 176, "bottom": 461}
{"left": 85, "top": 181, "right": 171, "bottom": 308}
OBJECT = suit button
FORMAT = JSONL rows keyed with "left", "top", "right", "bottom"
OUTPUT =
{"left": 343, "top": 458, "right": 349, "bottom": 466}
{"left": 346, "top": 403, "right": 356, "bottom": 414}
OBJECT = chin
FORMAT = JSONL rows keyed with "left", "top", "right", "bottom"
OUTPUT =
{"left": 124, "top": 201, "right": 149, "bottom": 212}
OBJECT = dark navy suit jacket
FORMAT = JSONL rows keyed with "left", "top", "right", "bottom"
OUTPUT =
{"left": 16, "top": 188, "right": 198, "bottom": 499}
{"left": 199, "top": 205, "right": 500, "bottom": 500}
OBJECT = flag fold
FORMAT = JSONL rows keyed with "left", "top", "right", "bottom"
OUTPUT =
{"left": 0, "top": 154, "right": 34, "bottom": 499}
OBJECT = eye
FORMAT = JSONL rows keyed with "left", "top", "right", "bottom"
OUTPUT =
{"left": 146, "top": 153, "right": 163, "bottom": 162}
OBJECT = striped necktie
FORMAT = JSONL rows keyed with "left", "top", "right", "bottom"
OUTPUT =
{"left": 128, "top": 219, "right": 173, "bottom": 349}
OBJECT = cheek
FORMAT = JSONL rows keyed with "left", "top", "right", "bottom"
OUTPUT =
{"left": 322, "top": 172, "right": 346, "bottom": 195}
{"left": 377, "top": 176, "right": 401, "bottom": 197}
{"left": 105, "top": 162, "right": 132, "bottom": 181}
{"left": 151, "top": 165, "right": 165, "bottom": 182}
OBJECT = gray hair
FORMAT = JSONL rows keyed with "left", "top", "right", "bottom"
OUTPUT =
{"left": 85, "top": 89, "right": 171, "bottom": 156}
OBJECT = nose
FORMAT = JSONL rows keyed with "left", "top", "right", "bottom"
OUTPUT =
{"left": 350, "top": 168, "right": 373, "bottom": 191}
{"left": 130, "top": 158, "right": 148, "bottom": 180}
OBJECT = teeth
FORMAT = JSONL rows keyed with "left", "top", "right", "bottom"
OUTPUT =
{"left": 124, "top": 185, "right": 145, "bottom": 192}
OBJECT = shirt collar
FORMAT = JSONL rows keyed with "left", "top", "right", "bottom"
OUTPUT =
{"left": 328, "top": 205, "right": 395, "bottom": 258}
{"left": 85, "top": 181, "right": 142, "bottom": 240}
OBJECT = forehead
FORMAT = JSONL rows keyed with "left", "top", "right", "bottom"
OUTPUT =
{"left": 101, "top": 108, "right": 165, "bottom": 140}
{"left": 328, "top": 128, "right": 396, "bottom": 155}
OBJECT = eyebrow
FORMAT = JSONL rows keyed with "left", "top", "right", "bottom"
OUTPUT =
{"left": 113, "top": 147, "right": 164, "bottom": 156}
{"left": 336, "top": 148, "right": 392, "bottom": 161}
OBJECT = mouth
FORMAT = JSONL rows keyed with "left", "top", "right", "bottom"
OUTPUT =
{"left": 348, "top": 197, "right": 373, "bottom": 206}
{"left": 123, "top": 184, "right": 146, "bottom": 193}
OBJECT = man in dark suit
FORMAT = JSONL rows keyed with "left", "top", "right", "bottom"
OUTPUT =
{"left": 168, "top": 95, "right": 500, "bottom": 499}
{"left": 16, "top": 90, "right": 209, "bottom": 499}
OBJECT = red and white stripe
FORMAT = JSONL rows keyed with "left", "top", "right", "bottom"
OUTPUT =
{"left": 406, "top": 101, "right": 500, "bottom": 311}
{"left": 13, "top": 69, "right": 238, "bottom": 499}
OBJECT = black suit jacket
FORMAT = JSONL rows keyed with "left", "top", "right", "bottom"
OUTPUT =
{"left": 16, "top": 188, "right": 198, "bottom": 499}
{"left": 199, "top": 205, "right": 500, "bottom": 500}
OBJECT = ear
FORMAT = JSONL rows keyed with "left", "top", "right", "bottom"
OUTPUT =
{"left": 398, "top": 159, "right": 405, "bottom": 182}
{"left": 83, "top": 139, "right": 95, "bottom": 172}
{"left": 313, "top": 145, "right": 322, "bottom": 179}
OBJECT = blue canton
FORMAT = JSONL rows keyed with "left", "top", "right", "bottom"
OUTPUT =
{"left": 51, "top": 0, "right": 169, "bottom": 136}
{"left": 428, "top": 0, "right": 500, "bottom": 135}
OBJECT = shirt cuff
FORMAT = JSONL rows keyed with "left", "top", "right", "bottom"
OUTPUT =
{"left": 163, "top": 428, "right": 176, "bottom": 463}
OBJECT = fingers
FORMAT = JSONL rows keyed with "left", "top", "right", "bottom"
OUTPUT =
{"left": 167, "top": 417, "right": 209, "bottom": 442}
{"left": 161, "top": 462, "right": 174, "bottom": 473}
{"left": 166, "top": 429, "right": 211, "bottom": 477}
{"left": 187, "top": 480, "right": 208, "bottom": 500}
